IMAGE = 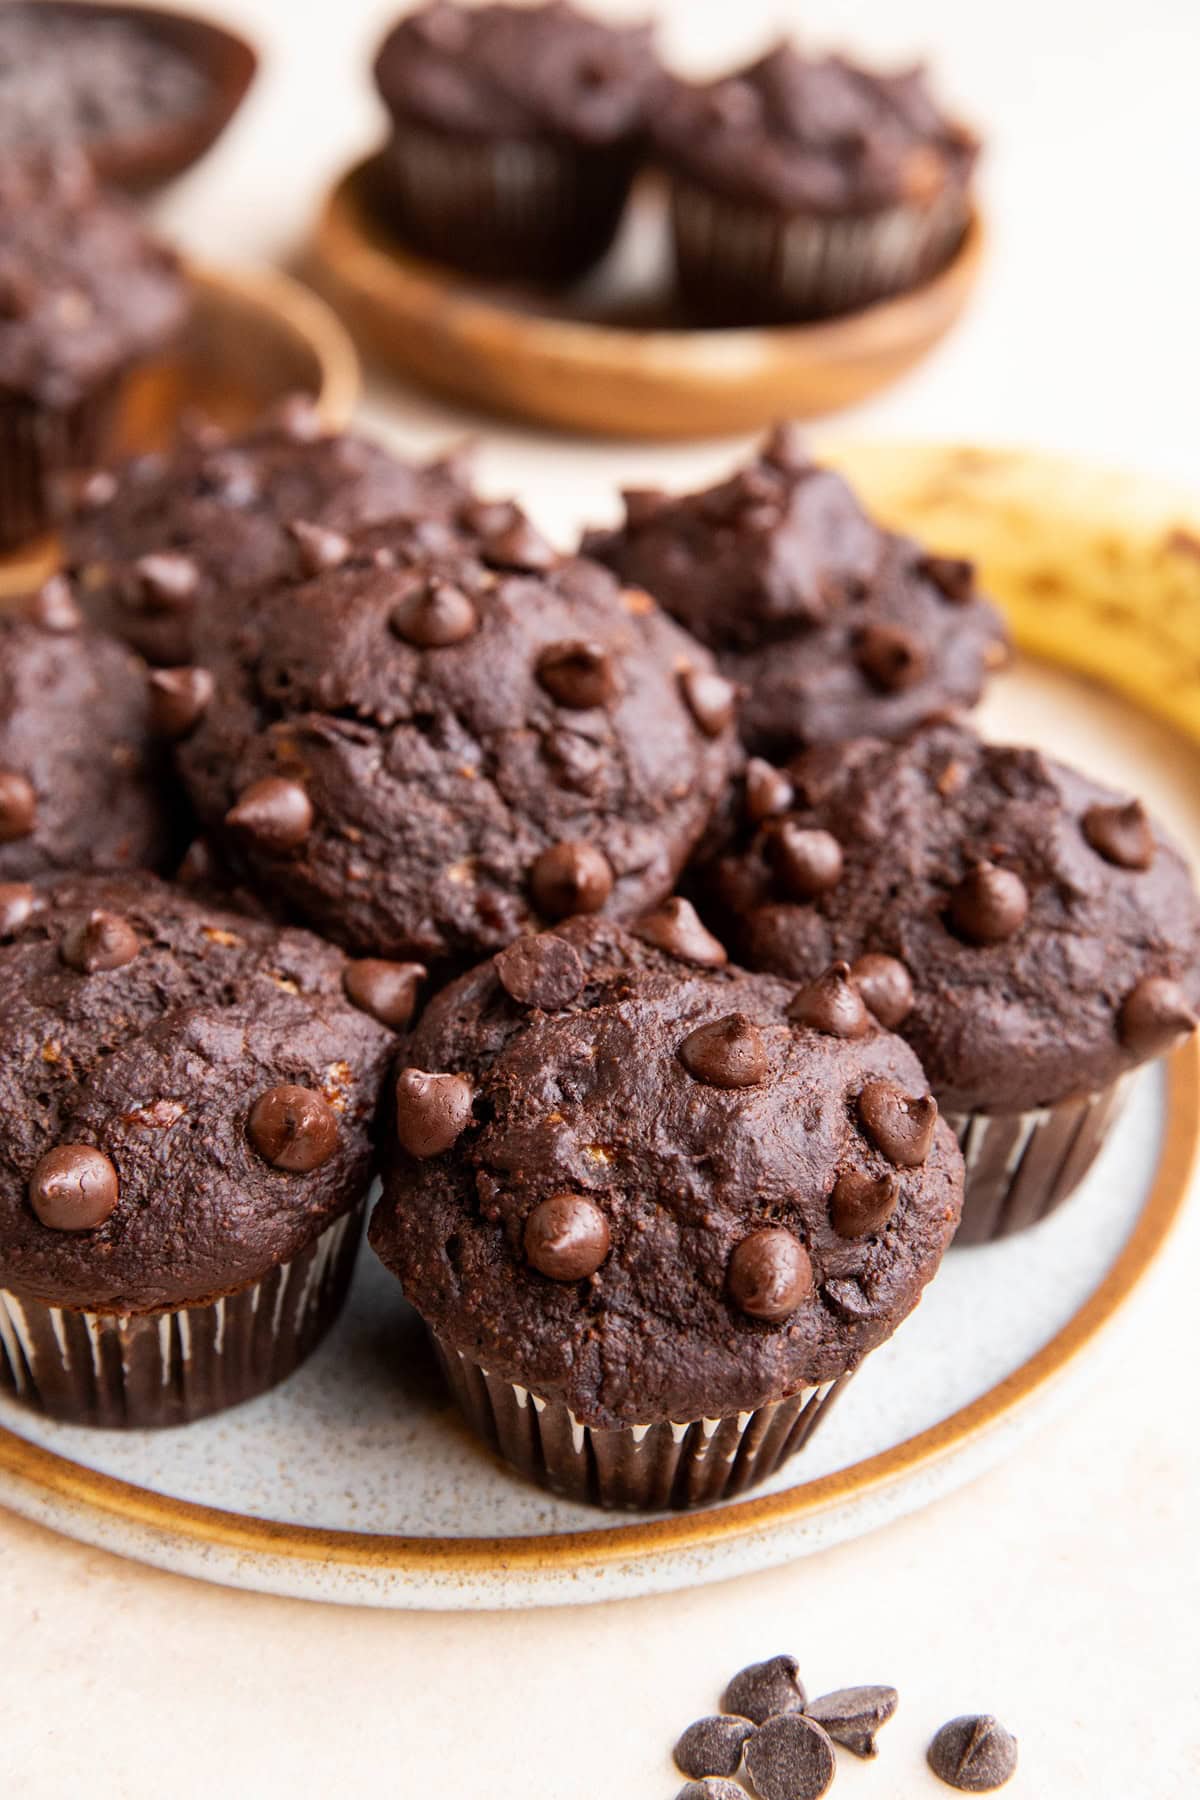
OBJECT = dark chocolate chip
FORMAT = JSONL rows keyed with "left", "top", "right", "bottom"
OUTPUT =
{"left": 673, "top": 1716, "right": 755, "bottom": 1780}
{"left": 829, "top": 1170, "right": 898, "bottom": 1238}
{"left": 674, "top": 1784, "right": 745, "bottom": 1800}
{"left": 147, "top": 666, "right": 214, "bottom": 738}
{"left": 247, "top": 1085, "right": 339, "bottom": 1172}
{"left": 855, "top": 622, "right": 928, "bottom": 692}
{"left": 536, "top": 640, "right": 617, "bottom": 709}
{"left": 728, "top": 1229, "right": 813, "bottom": 1321}
{"left": 1118, "top": 975, "right": 1197, "bottom": 1059}
{"left": 1082, "top": 799, "right": 1155, "bottom": 870}
{"left": 134, "top": 551, "right": 200, "bottom": 612}
{"left": 822, "top": 1277, "right": 874, "bottom": 1320}
{"left": 0, "top": 770, "right": 36, "bottom": 842}
{"left": 788, "top": 961, "right": 870, "bottom": 1038}
{"left": 26, "top": 575, "right": 81, "bottom": 632}
{"left": 721, "top": 1654, "right": 807, "bottom": 1724}
{"left": 390, "top": 577, "right": 478, "bottom": 647}
{"left": 530, "top": 841, "right": 613, "bottom": 919}
{"left": 226, "top": 778, "right": 314, "bottom": 853}
{"left": 850, "top": 953, "right": 915, "bottom": 1029}
{"left": 678, "top": 1013, "right": 767, "bottom": 1088}
{"left": 918, "top": 553, "right": 976, "bottom": 602}
{"left": 60, "top": 909, "right": 141, "bottom": 973}
{"left": 806, "top": 1685, "right": 898, "bottom": 1758}
{"left": 0, "top": 881, "right": 36, "bottom": 938}
{"left": 680, "top": 668, "right": 736, "bottom": 737}
{"left": 29, "top": 1145, "right": 119, "bottom": 1231}
{"left": 496, "top": 933, "right": 585, "bottom": 1009}
{"left": 395, "top": 1068, "right": 475, "bottom": 1158}
{"left": 633, "top": 897, "right": 727, "bottom": 967}
{"left": 927, "top": 1715, "right": 1018, "bottom": 1791}
{"left": 288, "top": 518, "right": 351, "bottom": 574}
{"left": 524, "top": 1194, "right": 611, "bottom": 1281}
{"left": 481, "top": 515, "right": 557, "bottom": 572}
{"left": 343, "top": 958, "right": 425, "bottom": 1029}
{"left": 948, "top": 862, "right": 1029, "bottom": 944}
{"left": 858, "top": 1080, "right": 938, "bottom": 1166}
{"left": 745, "top": 758, "right": 793, "bottom": 823}
{"left": 771, "top": 823, "right": 843, "bottom": 900}
{"left": 621, "top": 486, "right": 668, "bottom": 527}
{"left": 743, "top": 1713, "right": 835, "bottom": 1800}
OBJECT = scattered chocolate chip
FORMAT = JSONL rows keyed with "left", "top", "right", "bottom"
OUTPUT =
{"left": 678, "top": 1013, "right": 767, "bottom": 1088}
{"left": 948, "top": 862, "right": 1029, "bottom": 944}
{"left": 721, "top": 1654, "right": 807, "bottom": 1725}
{"left": 829, "top": 1170, "right": 898, "bottom": 1238}
{"left": 247, "top": 1085, "right": 339, "bottom": 1172}
{"left": 680, "top": 668, "right": 737, "bottom": 737}
{"left": 822, "top": 1277, "right": 874, "bottom": 1320}
{"left": 26, "top": 575, "right": 81, "bottom": 632}
{"left": 134, "top": 551, "right": 200, "bottom": 611}
{"left": 728, "top": 1229, "right": 813, "bottom": 1321}
{"left": 29, "top": 1144, "right": 119, "bottom": 1231}
{"left": 806, "top": 1685, "right": 898, "bottom": 1758}
{"left": 343, "top": 958, "right": 425, "bottom": 1029}
{"left": 771, "top": 823, "right": 843, "bottom": 900}
{"left": 288, "top": 519, "right": 351, "bottom": 575}
{"left": 745, "top": 758, "right": 793, "bottom": 823}
{"left": 530, "top": 841, "right": 613, "bottom": 919}
{"left": 858, "top": 1080, "right": 938, "bottom": 1166}
{"left": 390, "top": 576, "right": 479, "bottom": 647}
{"left": 147, "top": 666, "right": 214, "bottom": 738}
{"left": 743, "top": 1713, "right": 835, "bottom": 1800}
{"left": 1118, "top": 975, "right": 1198, "bottom": 1059}
{"left": 927, "top": 1715, "right": 1018, "bottom": 1791}
{"left": 851, "top": 953, "right": 915, "bottom": 1028}
{"left": 621, "top": 486, "right": 667, "bottom": 526}
{"left": 524, "top": 1193, "right": 611, "bottom": 1281}
{"left": 674, "top": 1783, "right": 745, "bottom": 1800}
{"left": 60, "top": 909, "right": 141, "bottom": 973}
{"left": 788, "top": 961, "right": 870, "bottom": 1037}
{"left": 633, "top": 897, "right": 727, "bottom": 967}
{"left": 0, "top": 770, "right": 37, "bottom": 842}
{"left": 918, "top": 553, "right": 975, "bottom": 602}
{"left": 855, "top": 622, "right": 928, "bottom": 692}
{"left": 536, "top": 640, "right": 617, "bottom": 709}
{"left": 481, "top": 514, "right": 557, "bottom": 572}
{"left": 1082, "top": 799, "right": 1155, "bottom": 870}
{"left": 226, "top": 778, "right": 314, "bottom": 853}
{"left": 395, "top": 1068, "right": 475, "bottom": 1158}
{"left": 0, "top": 881, "right": 36, "bottom": 938}
{"left": 496, "top": 933, "right": 585, "bottom": 1009}
{"left": 673, "top": 1716, "right": 754, "bottom": 1781}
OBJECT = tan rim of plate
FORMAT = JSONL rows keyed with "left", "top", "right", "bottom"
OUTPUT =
{"left": 1, "top": 443, "right": 1198, "bottom": 1578}
{"left": 310, "top": 158, "right": 984, "bottom": 439}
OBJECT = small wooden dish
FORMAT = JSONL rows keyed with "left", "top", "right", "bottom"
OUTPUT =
{"left": 311, "top": 157, "right": 984, "bottom": 440}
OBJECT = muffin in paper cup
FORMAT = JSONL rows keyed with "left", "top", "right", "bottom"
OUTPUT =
{"left": 370, "top": 912, "right": 962, "bottom": 1512}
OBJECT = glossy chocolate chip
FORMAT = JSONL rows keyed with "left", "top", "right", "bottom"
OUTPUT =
{"left": 927, "top": 1715, "right": 1018, "bottom": 1791}
{"left": 288, "top": 518, "right": 351, "bottom": 574}
{"left": 29, "top": 1144, "right": 119, "bottom": 1230}
{"left": 147, "top": 666, "right": 214, "bottom": 738}
{"left": 1118, "top": 975, "right": 1197, "bottom": 1059}
{"left": 390, "top": 577, "right": 478, "bottom": 648}
{"left": 743, "top": 1714, "right": 835, "bottom": 1800}
{"left": 343, "top": 958, "right": 425, "bottom": 1029}
{"left": 855, "top": 622, "right": 928, "bottom": 692}
{"left": 806, "top": 1686, "right": 898, "bottom": 1759}
{"left": 745, "top": 758, "right": 793, "bottom": 823}
{"left": 226, "top": 778, "right": 314, "bottom": 853}
{"left": 1082, "top": 799, "right": 1155, "bottom": 870}
{"left": 496, "top": 934, "right": 585, "bottom": 1009}
{"left": 481, "top": 515, "right": 557, "bottom": 572}
{"left": 918, "top": 552, "right": 975, "bottom": 602}
{"left": 247, "top": 1085, "right": 339, "bottom": 1172}
{"left": 721, "top": 1654, "right": 807, "bottom": 1725}
{"left": 728, "top": 1229, "right": 813, "bottom": 1321}
{"left": 680, "top": 668, "right": 736, "bottom": 737}
{"left": 788, "top": 962, "right": 870, "bottom": 1037}
{"left": 0, "top": 881, "right": 36, "bottom": 938}
{"left": 536, "top": 640, "right": 617, "bottom": 709}
{"left": 633, "top": 897, "right": 727, "bottom": 968}
{"left": 678, "top": 1014, "right": 767, "bottom": 1088}
{"left": 395, "top": 1068, "right": 475, "bottom": 1158}
{"left": 851, "top": 953, "right": 915, "bottom": 1028}
{"left": 830, "top": 1170, "right": 898, "bottom": 1238}
{"left": 60, "top": 909, "right": 141, "bottom": 973}
{"left": 530, "top": 841, "right": 613, "bottom": 919}
{"left": 134, "top": 551, "right": 200, "bottom": 612}
{"left": 948, "top": 862, "right": 1029, "bottom": 944}
{"left": 524, "top": 1194, "right": 611, "bottom": 1281}
{"left": 0, "top": 770, "right": 36, "bottom": 842}
{"left": 771, "top": 823, "right": 843, "bottom": 900}
{"left": 26, "top": 575, "right": 81, "bottom": 632}
{"left": 673, "top": 1716, "right": 754, "bottom": 1781}
{"left": 858, "top": 1080, "right": 938, "bottom": 1166}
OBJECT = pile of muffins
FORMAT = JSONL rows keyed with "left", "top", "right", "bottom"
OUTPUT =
{"left": 0, "top": 388, "right": 1196, "bottom": 1515}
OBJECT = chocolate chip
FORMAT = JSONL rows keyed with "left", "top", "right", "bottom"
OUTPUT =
{"left": 745, "top": 758, "right": 793, "bottom": 822}
{"left": 829, "top": 1170, "right": 897, "bottom": 1237}
{"left": 61, "top": 909, "right": 141, "bottom": 973}
{"left": 147, "top": 666, "right": 214, "bottom": 738}
{"left": 1082, "top": 799, "right": 1155, "bottom": 870}
{"left": 673, "top": 1716, "right": 754, "bottom": 1780}
{"left": 633, "top": 897, "right": 727, "bottom": 968}
{"left": 0, "top": 881, "right": 36, "bottom": 938}
{"left": 536, "top": 640, "right": 617, "bottom": 709}
{"left": 496, "top": 933, "right": 585, "bottom": 1009}
{"left": 948, "top": 862, "right": 1029, "bottom": 944}
{"left": 481, "top": 515, "right": 557, "bottom": 572}
{"left": 226, "top": 778, "right": 314, "bottom": 853}
{"left": 530, "top": 841, "right": 613, "bottom": 919}
{"left": 788, "top": 961, "right": 870, "bottom": 1037}
{"left": 674, "top": 1784, "right": 745, "bottom": 1800}
{"left": 395, "top": 1068, "right": 475, "bottom": 1158}
{"left": 247, "top": 1085, "right": 339, "bottom": 1172}
{"left": 927, "top": 1715, "right": 1018, "bottom": 1791}
{"left": 680, "top": 668, "right": 736, "bottom": 737}
{"left": 621, "top": 486, "right": 668, "bottom": 527}
{"left": 822, "top": 1277, "right": 874, "bottom": 1320}
{"left": 0, "top": 771, "right": 36, "bottom": 842}
{"left": 26, "top": 575, "right": 81, "bottom": 632}
{"left": 1118, "top": 975, "right": 1197, "bottom": 1059}
{"left": 721, "top": 1654, "right": 807, "bottom": 1724}
{"left": 851, "top": 953, "right": 915, "bottom": 1028}
{"left": 29, "top": 1144, "right": 119, "bottom": 1231}
{"left": 743, "top": 1714, "right": 835, "bottom": 1800}
{"left": 678, "top": 1013, "right": 767, "bottom": 1088}
{"left": 524, "top": 1194, "right": 611, "bottom": 1281}
{"left": 728, "top": 1229, "right": 813, "bottom": 1321}
{"left": 771, "top": 823, "right": 843, "bottom": 900}
{"left": 858, "top": 1080, "right": 938, "bottom": 1166}
{"left": 806, "top": 1685, "right": 898, "bottom": 1758}
{"left": 134, "top": 551, "right": 200, "bottom": 612}
{"left": 343, "top": 958, "right": 425, "bottom": 1029}
{"left": 390, "top": 576, "right": 478, "bottom": 647}
{"left": 288, "top": 518, "right": 351, "bottom": 574}
{"left": 918, "top": 553, "right": 975, "bottom": 602}
{"left": 855, "top": 622, "right": 928, "bottom": 692}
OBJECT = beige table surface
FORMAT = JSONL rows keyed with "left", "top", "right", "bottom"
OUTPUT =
{"left": 4, "top": 1, "right": 1199, "bottom": 1794}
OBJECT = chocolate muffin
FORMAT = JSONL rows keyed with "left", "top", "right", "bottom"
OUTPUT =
{"left": 0, "top": 580, "right": 175, "bottom": 882}
{"left": 654, "top": 41, "right": 978, "bottom": 323}
{"left": 173, "top": 514, "right": 736, "bottom": 967}
{"left": 370, "top": 912, "right": 963, "bottom": 1509}
{"left": 0, "top": 872, "right": 394, "bottom": 1426}
{"left": 704, "top": 722, "right": 1200, "bottom": 1243}
{"left": 0, "top": 153, "right": 188, "bottom": 549}
{"left": 583, "top": 427, "right": 1009, "bottom": 761}
{"left": 372, "top": 1, "right": 659, "bottom": 283}
{"left": 63, "top": 398, "right": 473, "bottom": 667}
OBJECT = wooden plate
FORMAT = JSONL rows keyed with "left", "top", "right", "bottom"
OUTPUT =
{"left": 310, "top": 157, "right": 985, "bottom": 440}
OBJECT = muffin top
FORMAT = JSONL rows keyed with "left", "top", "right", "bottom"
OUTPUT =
{"left": 174, "top": 513, "right": 736, "bottom": 966}
{"left": 583, "top": 426, "right": 1009, "bottom": 759}
{"left": 0, "top": 154, "right": 187, "bottom": 407}
{"left": 705, "top": 723, "right": 1200, "bottom": 1113}
{"left": 63, "top": 400, "right": 473, "bottom": 666}
{"left": 0, "top": 872, "right": 393, "bottom": 1311}
{"left": 653, "top": 41, "right": 977, "bottom": 214}
{"left": 370, "top": 913, "right": 962, "bottom": 1427}
{"left": 373, "top": 1, "right": 657, "bottom": 145}
{"left": 0, "top": 582, "right": 175, "bottom": 882}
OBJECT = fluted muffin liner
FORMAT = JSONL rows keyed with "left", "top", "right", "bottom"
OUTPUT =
{"left": 0, "top": 1206, "right": 362, "bottom": 1428}
{"left": 0, "top": 375, "right": 125, "bottom": 552}
{"left": 947, "top": 1076, "right": 1131, "bottom": 1247}
{"left": 432, "top": 1335, "right": 854, "bottom": 1511}
{"left": 668, "top": 178, "right": 970, "bottom": 322}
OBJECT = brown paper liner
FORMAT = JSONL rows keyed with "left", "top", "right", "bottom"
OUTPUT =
{"left": 432, "top": 1335, "right": 853, "bottom": 1511}
{"left": 947, "top": 1078, "right": 1131, "bottom": 1246}
{"left": 0, "top": 376, "right": 125, "bottom": 552}
{"left": 0, "top": 1207, "right": 362, "bottom": 1428}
